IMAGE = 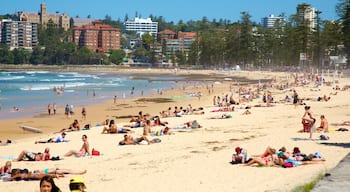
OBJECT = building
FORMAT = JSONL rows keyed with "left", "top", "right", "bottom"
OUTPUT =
{"left": 297, "top": 4, "right": 318, "bottom": 31}
{"left": 261, "top": 14, "right": 284, "bottom": 28}
{"left": 73, "top": 21, "right": 121, "bottom": 52}
{"left": 164, "top": 31, "right": 196, "bottom": 56}
{"left": 0, "top": 19, "right": 38, "bottom": 49}
{"left": 72, "top": 18, "right": 95, "bottom": 27}
{"left": 19, "top": 3, "right": 70, "bottom": 31}
{"left": 123, "top": 17, "right": 158, "bottom": 37}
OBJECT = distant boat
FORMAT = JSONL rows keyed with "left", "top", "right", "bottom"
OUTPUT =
{"left": 224, "top": 78, "right": 232, "bottom": 81}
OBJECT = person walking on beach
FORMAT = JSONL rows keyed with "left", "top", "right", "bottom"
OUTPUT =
{"left": 65, "top": 104, "right": 70, "bottom": 118}
{"left": 114, "top": 95, "right": 117, "bottom": 104}
{"left": 81, "top": 107, "right": 87, "bottom": 120}
{"left": 48, "top": 104, "right": 52, "bottom": 115}
{"left": 53, "top": 103, "right": 57, "bottom": 115}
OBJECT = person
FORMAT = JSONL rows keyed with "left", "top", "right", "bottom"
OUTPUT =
{"left": 293, "top": 89, "right": 299, "bottom": 106}
{"left": 48, "top": 104, "right": 52, "bottom": 116}
{"left": 4, "top": 170, "right": 62, "bottom": 181}
{"left": 244, "top": 147, "right": 278, "bottom": 167}
{"left": 154, "top": 127, "right": 173, "bottom": 136}
{"left": 302, "top": 106, "right": 316, "bottom": 139}
{"left": 0, "top": 139, "right": 12, "bottom": 146}
{"left": 40, "top": 175, "right": 62, "bottom": 192}
{"left": 14, "top": 147, "right": 50, "bottom": 161}
{"left": 35, "top": 168, "right": 87, "bottom": 175}
{"left": 231, "top": 147, "right": 247, "bottom": 164}
{"left": 53, "top": 103, "right": 57, "bottom": 115}
{"left": 64, "top": 135, "right": 90, "bottom": 157}
{"left": 143, "top": 119, "right": 152, "bottom": 135}
{"left": 35, "top": 132, "right": 68, "bottom": 144}
{"left": 316, "top": 115, "right": 329, "bottom": 133}
{"left": 118, "top": 135, "right": 160, "bottom": 145}
{"left": 0, "top": 161, "right": 11, "bottom": 175}
{"left": 81, "top": 107, "right": 87, "bottom": 120}
{"left": 69, "top": 177, "right": 87, "bottom": 192}
{"left": 242, "top": 109, "right": 251, "bottom": 115}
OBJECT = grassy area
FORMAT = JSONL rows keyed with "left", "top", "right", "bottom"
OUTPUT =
{"left": 291, "top": 172, "right": 324, "bottom": 192}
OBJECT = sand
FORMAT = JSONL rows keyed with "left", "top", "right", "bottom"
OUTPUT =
{"left": 0, "top": 68, "right": 349, "bottom": 192}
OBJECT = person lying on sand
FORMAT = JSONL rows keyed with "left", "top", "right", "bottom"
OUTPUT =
{"left": 13, "top": 147, "right": 50, "bottom": 162}
{"left": 118, "top": 135, "right": 161, "bottom": 145}
{"left": 211, "top": 106, "right": 235, "bottom": 112}
{"left": 35, "top": 132, "right": 68, "bottom": 144}
{"left": 33, "top": 168, "right": 87, "bottom": 175}
{"left": 208, "top": 114, "right": 232, "bottom": 119}
{"left": 0, "top": 139, "right": 12, "bottom": 146}
{"left": 3, "top": 169, "right": 63, "bottom": 181}
{"left": 241, "top": 110, "right": 251, "bottom": 115}
{"left": 154, "top": 127, "right": 173, "bottom": 136}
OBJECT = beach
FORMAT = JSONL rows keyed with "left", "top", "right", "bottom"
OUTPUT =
{"left": 0, "top": 67, "right": 349, "bottom": 192}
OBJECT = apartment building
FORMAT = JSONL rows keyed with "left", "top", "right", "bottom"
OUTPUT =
{"left": 297, "top": 4, "right": 318, "bottom": 31}
{"left": 0, "top": 19, "right": 38, "bottom": 49}
{"left": 123, "top": 17, "right": 158, "bottom": 37}
{"left": 19, "top": 3, "right": 70, "bottom": 31}
{"left": 164, "top": 31, "right": 196, "bottom": 56}
{"left": 73, "top": 21, "right": 120, "bottom": 52}
{"left": 261, "top": 14, "right": 284, "bottom": 28}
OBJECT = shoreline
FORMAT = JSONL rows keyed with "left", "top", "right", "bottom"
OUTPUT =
{"left": 1, "top": 67, "right": 350, "bottom": 192}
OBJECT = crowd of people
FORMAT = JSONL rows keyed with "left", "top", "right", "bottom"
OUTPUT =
{"left": 2, "top": 70, "right": 347, "bottom": 191}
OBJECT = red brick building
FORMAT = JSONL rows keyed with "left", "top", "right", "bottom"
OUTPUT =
{"left": 73, "top": 21, "right": 120, "bottom": 52}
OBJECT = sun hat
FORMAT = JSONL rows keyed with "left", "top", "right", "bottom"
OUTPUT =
{"left": 70, "top": 177, "right": 86, "bottom": 188}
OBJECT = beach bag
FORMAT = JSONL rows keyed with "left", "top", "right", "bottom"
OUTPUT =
{"left": 320, "top": 135, "right": 329, "bottom": 140}
{"left": 282, "top": 162, "right": 293, "bottom": 168}
{"left": 91, "top": 148, "right": 100, "bottom": 156}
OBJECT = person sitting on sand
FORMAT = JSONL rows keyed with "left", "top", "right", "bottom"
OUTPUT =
{"left": 14, "top": 147, "right": 50, "bottom": 161}
{"left": 0, "top": 161, "right": 12, "bottom": 175}
{"left": 143, "top": 119, "right": 152, "bottom": 135}
{"left": 64, "top": 135, "right": 90, "bottom": 157}
{"left": 35, "top": 132, "right": 68, "bottom": 144}
{"left": 118, "top": 135, "right": 161, "bottom": 145}
{"left": 231, "top": 147, "right": 247, "bottom": 164}
{"left": 316, "top": 115, "right": 329, "bottom": 133}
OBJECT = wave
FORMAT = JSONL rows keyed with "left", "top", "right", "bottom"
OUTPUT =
{"left": 19, "top": 82, "right": 90, "bottom": 91}
{"left": 39, "top": 78, "right": 86, "bottom": 82}
{"left": 0, "top": 76, "right": 25, "bottom": 80}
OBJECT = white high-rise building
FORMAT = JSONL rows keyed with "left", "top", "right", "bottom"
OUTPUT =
{"left": 123, "top": 17, "right": 158, "bottom": 37}
{"left": 261, "top": 14, "right": 284, "bottom": 28}
{"left": 297, "top": 5, "right": 318, "bottom": 31}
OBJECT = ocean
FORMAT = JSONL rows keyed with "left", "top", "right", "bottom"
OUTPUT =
{"left": 0, "top": 71, "right": 178, "bottom": 119}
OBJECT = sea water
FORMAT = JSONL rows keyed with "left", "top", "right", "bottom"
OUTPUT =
{"left": 0, "top": 71, "right": 178, "bottom": 119}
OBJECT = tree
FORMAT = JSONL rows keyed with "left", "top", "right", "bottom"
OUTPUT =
{"left": 337, "top": 0, "right": 350, "bottom": 67}
{"left": 109, "top": 49, "right": 126, "bottom": 64}
{"left": 0, "top": 46, "right": 14, "bottom": 64}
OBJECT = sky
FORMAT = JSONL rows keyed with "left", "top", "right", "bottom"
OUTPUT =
{"left": 0, "top": 0, "right": 339, "bottom": 23}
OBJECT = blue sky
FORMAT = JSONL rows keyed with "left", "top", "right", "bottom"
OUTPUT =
{"left": 1, "top": 0, "right": 339, "bottom": 23}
